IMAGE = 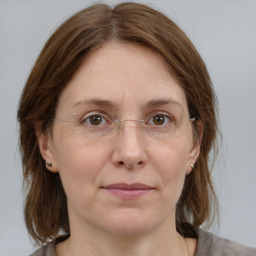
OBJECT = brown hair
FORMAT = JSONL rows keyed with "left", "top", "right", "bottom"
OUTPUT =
{"left": 18, "top": 2, "right": 218, "bottom": 244}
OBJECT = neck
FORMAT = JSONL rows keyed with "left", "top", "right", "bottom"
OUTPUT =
{"left": 56, "top": 216, "right": 189, "bottom": 256}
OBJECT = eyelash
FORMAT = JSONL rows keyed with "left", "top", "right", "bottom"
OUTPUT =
{"left": 80, "top": 112, "right": 174, "bottom": 127}
{"left": 80, "top": 111, "right": 110, "bottom": 125}
{"left": 146, "top": 113, "right": 173, "bottom": 127}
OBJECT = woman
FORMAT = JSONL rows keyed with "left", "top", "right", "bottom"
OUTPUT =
{"left": 17, "top": 2, "right": 256, "bottom": 256}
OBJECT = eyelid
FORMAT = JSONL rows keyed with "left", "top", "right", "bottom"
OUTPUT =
{"left": 146, "top": 111, "right": 174, "bottom": 121}
{"left": 78, "top": 110, "right": 175, "bottom": 124}
{"left": 80, "top": 111, "right": 112, "bottom": 124}
{"left": 145, "top": 112, "right": 174, "bottom": 127}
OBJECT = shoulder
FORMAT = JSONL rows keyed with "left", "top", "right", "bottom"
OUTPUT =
{"left": 29, "top": 235, "right": 69, "bottom": 256}
{"left": 195, "top": 228, "right": 256, "bottom": 256}
{"left": 29, "top": 241, "right": 56, "bottom": 256}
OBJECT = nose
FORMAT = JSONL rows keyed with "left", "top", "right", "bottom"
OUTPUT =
{"left": 111, "top": 122, "right": 148, "bottom": 170}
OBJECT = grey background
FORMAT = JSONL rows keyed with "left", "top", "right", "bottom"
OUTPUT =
{"left": 0, "top": 0, "right": 255, "bottom": 255}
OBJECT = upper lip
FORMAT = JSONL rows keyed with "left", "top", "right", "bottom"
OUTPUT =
{"left": 103, "top": 183, "right": 153, "bottom": 190}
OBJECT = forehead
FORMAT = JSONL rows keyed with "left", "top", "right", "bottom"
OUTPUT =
{"left": 56, "top": 42, "right": 188, "bottom": 114}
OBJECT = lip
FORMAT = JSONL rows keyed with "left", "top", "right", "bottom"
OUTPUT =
{"left": 102, "top": 183, "right": 154, "bottom": 199}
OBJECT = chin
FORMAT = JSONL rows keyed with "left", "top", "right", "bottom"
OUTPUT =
{"left": 101, "top": 208, "right": 169, "bottom": 237}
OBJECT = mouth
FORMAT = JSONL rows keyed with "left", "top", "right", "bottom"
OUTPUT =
{"left": 101, "top": 183, "right": 154, "bottom": 199}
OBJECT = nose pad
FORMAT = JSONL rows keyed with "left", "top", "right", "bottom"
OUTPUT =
{"left": 112, "top": 120, "right": 148, "bottom": 169}
{"left": 116, "top": 119, "right": 144, "bottom": 135}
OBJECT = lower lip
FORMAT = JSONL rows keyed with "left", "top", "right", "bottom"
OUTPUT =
{"left": 103, "top": 188, "right": 153, "bottom": 199}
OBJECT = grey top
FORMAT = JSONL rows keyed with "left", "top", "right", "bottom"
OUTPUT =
{"left": 30, "top": 228, "right": 256, "bottom": 256}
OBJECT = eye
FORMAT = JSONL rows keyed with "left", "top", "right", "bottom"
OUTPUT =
{"left": 82, "top": 114, "right": 109, "bottom": 126}
{"left": 147, "top": 113, "right": 173, "bottom": 126}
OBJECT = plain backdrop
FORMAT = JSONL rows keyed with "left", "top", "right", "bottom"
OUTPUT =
{"left": 0, "top": 0, "right": 255, "bottom": 255}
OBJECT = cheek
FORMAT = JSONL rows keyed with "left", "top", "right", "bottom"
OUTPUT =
{"left": 156, "top": 137, "right": 190, "bottom": 167}
{"left": 52, "top": 128, "right": 110, "bottom": 191}
{"left": 151, "top": 138, "right": 191, "bottom": 191}
{"left": 52, "top": 140, "right": 113, "bottom": 217}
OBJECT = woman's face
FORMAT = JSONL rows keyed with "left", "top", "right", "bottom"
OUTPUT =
{"left": 38, "top": 42, "right": 200, "bottom": 237}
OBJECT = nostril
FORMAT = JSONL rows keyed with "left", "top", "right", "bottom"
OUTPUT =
{"left": 115, "top": 160, "right": 145, "bottom": 169}
{"left": 118, "top": 161, "right": 124, "bottom": 166}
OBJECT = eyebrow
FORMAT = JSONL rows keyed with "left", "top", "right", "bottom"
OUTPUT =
{"left": 72, "top": 98, "right": 116, "bottom": 109}
{"left": 71, "top": 98, "right": 184, "bottom": 112}
{"left": 145, "top": 98, "right": 184, "bottom": 110}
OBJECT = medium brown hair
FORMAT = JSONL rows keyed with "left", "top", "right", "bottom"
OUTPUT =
{"left": 18, "top": 2, "right": 218, "bottom": 244}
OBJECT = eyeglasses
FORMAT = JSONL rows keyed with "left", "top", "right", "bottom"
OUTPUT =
{"left": 54, "top": 112, "right": 195, "bottom": 141}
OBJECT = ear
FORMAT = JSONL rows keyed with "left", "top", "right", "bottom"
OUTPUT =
{"left": 34, "top": 122, "right": 58, "bottom": 173}
{"left": 186, "top": 119, "right": 204, "bottom": 174}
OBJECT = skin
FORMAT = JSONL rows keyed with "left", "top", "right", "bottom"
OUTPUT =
{"left": 37, "top": 42, "right": 201, "bottom": 256}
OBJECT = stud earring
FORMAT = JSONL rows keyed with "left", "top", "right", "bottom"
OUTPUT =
{"left": 190, "top": 163, "right": 194, "bottom": 169}
{"left": 47, "top": 162, "right": 52, "bottom": 167}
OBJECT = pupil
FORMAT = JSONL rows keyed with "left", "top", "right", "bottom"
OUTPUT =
{"left": 153, "top": 115, "right": 165, "bottom": 125}
{"left": 90, "top": 115, "right": 102, "bottom": 125}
